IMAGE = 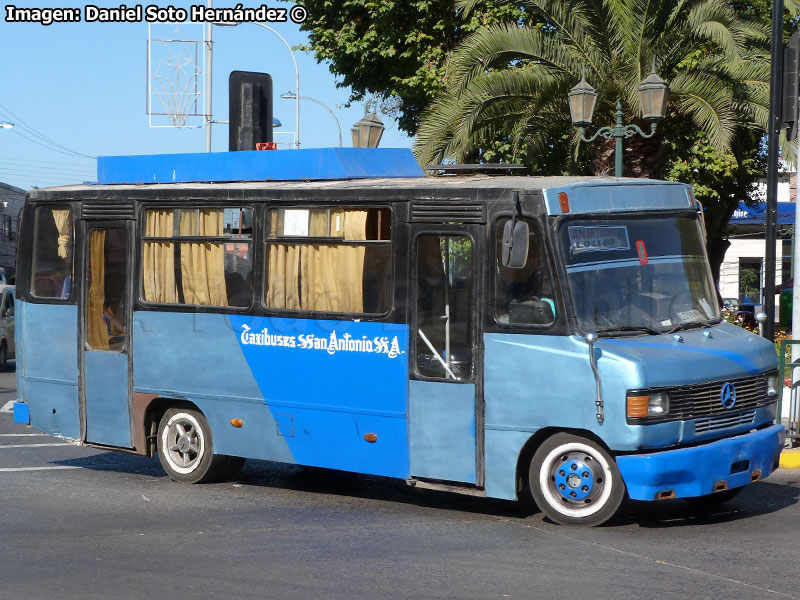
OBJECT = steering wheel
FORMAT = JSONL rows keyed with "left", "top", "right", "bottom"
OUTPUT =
{"left": 668, "top": 291, "right": 694, "bottom": 321}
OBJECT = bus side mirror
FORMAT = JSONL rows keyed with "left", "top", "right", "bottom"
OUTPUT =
{"left": 502, "top": 220, "right": 529, "bottom": 269}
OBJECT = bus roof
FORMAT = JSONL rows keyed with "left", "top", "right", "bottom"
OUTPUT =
{"left": 30, "top": 148, "right": 693, "bottom": 216}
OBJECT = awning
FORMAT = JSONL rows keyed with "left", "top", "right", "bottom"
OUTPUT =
{"left": 729, "top": 202, "right": 796, "bottom": 227}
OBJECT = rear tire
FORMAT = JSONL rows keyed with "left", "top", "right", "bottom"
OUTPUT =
{"left": 156, "top": 407, "right": 242, "bottom": 483}
{"left": 529, "top": 433, "right": 626, "bottom": 526}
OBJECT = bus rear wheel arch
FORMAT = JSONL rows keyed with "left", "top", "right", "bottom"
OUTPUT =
{"left": 156, "top": 406, "right": 244, "bottom": 484}
{"left": 528, "top": 432, "right": 626, "bottom": 526}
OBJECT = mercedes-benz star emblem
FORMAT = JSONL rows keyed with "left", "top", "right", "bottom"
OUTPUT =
{"left": 721, "top": 382, "right": 737, "bottom": 410}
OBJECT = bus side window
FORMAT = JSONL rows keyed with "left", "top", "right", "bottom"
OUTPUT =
{"left": 264, "top": 207, "right": 392, "bottom": 315}
{"left": 494, "top": 218, "right": 555, "bottom": 326}
{"left": 141, "top": 207, "right": 254, "bottom": 308}
{"left": 31, "top": 206, "right": 74, "bottom": 300}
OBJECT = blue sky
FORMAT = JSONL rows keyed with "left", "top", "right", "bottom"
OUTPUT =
{"left": 0, "top": 1, "right": 413, "bottom": 191}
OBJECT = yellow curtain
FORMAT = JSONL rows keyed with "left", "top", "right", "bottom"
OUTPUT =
{"left": 142, "top": 210, "right": 177, "bottom": 303}
{"left": 265, "top": 210, "right": 369, "bottom": 313}
{"left": 301, "top": 210, "right": 368, "bottom": 312}
{"left": 266, "top": 244, "right": 301, "bottom": 309}
{"left": 179, "top": 209, "right": 227, "bottom": 306}
{"left": 51, "top": 209, "right": 71, "bottom": 259}
{"left": 87, "top": 230, "right": 108, "bottom": 350}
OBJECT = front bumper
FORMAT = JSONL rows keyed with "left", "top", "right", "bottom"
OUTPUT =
{"left": 616, "top": 424, "right": 785, "bottom": 501}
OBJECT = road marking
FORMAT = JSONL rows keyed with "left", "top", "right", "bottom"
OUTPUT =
{"left": 0, "top": 466, "right": 81, "bottom": 472}
{"left": 0, "top": 433, "right": 46, "bottom": 437}
{"left": 0, "top": 401, "right": 14, "bottom": 413}
{"left": 0, "top": 443, "right": 71, "bottom": 449}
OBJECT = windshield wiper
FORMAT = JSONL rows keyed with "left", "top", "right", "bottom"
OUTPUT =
{"left": 667, "top": 319, "right": 719, "bottom": 334}
{"left": 596, "top": 325, "right": 660, "bottom": 336}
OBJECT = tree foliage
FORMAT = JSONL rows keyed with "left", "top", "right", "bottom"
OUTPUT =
{"left": 293, "top": 0, "right": 528, "bottom": 134}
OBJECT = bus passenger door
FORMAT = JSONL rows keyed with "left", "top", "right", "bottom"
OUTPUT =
{"left": 409, "top": 227, "right": 482, "bottom": 486}
{"left": 81, "top": 223, "right": 133, "bottom": 448}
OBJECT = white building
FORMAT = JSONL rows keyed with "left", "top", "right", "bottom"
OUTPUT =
{"left": 0, "top": 182, "right": 24, "bottom": 276}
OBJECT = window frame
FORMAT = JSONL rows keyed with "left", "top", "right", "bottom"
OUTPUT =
{"left": 261, "top": 204, "right": 395, "bottom": 319}
{"left": 30, "top": 204, "right": 75, "bottom": 303}
{"left": 137, "top": 204, "right": 257, "bottom": 312}
{"left": 490, "top": 214, "right": 558, "bottom": 331}
{"left": 410, "top": 228, "right": 478, "bottom": 384}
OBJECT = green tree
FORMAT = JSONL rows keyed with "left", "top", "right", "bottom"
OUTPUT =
{"left": 413, "top": 0, "right": 771, "bottom": 171}
{"left": 293, "top": 0, "right": 529, "bottom": 134}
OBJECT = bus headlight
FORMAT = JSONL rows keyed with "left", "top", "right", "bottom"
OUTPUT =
{"left": 766, "top": 374, "right": 779, "bottom": 397}
{"left": 627, "top": 392, "right": 670, "bottom": 419}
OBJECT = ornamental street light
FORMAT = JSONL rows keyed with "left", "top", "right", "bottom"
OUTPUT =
{"left": 351, "top": 111, "right": 384, "bottom": 148}
{"left": 280, "top": 91, "right": 341, "bottom": 147}
{"left": 569, "top": 63, "right": 670, "bottom": 177}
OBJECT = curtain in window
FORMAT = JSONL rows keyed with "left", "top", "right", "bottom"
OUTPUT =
{"left": 87, "top": 230, "right": 109, "bottom": 350}
{"left": 51, "top": 209, "right": 72, "bottom": 259}
{"left": 179, "top": 209, "right": 227, "bottom": 306}
{"left": 142, "top": 209, "right": 177, "bottom": 303}
{"left": 266, "top": 210, "right": 369, "bottom": 312}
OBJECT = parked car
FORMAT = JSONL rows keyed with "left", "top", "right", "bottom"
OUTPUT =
{"left": 0, "top": 285, "right": 15, "bottom": 369}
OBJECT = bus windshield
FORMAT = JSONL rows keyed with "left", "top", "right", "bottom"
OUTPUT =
{"left": 558, "top": 214, "right": 720, "bottom": 335}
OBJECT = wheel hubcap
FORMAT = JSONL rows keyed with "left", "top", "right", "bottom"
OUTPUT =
{"left": 550, "top": 452, "right": 604, "bottom": 506}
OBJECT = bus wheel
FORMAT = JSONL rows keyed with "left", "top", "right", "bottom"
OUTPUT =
{"left": 157, "top": 408, "right": 236, "bottom": 484}
{"left": 529, "top": 433, "right": 625, "bottom": 526}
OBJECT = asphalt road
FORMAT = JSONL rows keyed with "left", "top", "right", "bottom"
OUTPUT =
{"left": 1, "top": 366, "right": 799, "bottom": 600}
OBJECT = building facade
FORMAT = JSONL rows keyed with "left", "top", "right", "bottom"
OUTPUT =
{"left": 0, "top": 181, "right": 25, "bottom": 277}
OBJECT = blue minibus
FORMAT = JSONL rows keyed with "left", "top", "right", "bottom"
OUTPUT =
{"left": 13, "top": 148, "right": 785, "bottom": 525}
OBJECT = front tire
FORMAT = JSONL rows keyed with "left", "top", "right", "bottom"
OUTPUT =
{"left": 529, "top": 433, "right": 626, "bottom": 526}
{"left": 157, "top": 407, "right": 243, "bottom": 483}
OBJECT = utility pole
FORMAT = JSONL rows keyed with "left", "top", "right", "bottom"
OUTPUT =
{"left": 205, "top": 0, "right": 213, "bottom": 152}
{"left": 765, "top": 0, "right": 785, "bottom": 341}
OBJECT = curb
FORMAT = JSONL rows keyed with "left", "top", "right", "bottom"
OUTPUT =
{"left": 780, "top": 448, "right": 800, "bottom": 469}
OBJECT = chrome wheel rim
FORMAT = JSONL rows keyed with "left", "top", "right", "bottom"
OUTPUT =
{"left": 161, "top": 413, "right": 205, "bottom": 475}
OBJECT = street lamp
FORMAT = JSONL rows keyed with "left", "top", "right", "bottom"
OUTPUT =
{"left": 211, "top": 21, "right": 301, "bottom": 150}
{"left": 280, "top": 91, "right": 341, "bottom": 147}
{"left": 0, "top": 122, "right": 14, "bottom": 129}
{"left": 568, "top": 63, "right": 669, "bottom": 177}
{"left": 351, "top": 112, "right": 384, "bottom": 148}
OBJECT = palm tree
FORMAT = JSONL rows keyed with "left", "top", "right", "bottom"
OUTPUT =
{"left": 413, "top": 0, "right": 772, "bottom": 176}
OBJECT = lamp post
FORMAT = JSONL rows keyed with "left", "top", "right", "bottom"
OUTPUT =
{"left": 210, "top": 21, "right": 301, "bottom": 150}
{"left": 568, "top": 64, "right": 670, "bottom": 177}
{"left": 0, "top": 122, "right": 14, "bottom": 129}
{"left": 351, "top": 111, "right": 385, "bottom": 148}
{"left": 281, "top": 91, "right": 341, "bottom": 147}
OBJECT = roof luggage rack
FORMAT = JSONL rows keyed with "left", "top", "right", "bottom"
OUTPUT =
{"left": 426, "top": 163, "right": 526, "bottom": 176}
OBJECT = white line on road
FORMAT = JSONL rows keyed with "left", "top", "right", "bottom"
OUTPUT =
{"left": 0, "top": 443, "right": 71, "bottom": 449}
{"left": 0, "top": 466, "right": 81, "bottom": 472}
{"left": 0, "top": 433, "right": 46, "bottom": 437}
{"left": 0, "top": 401, "right": 14, "bottom": 413}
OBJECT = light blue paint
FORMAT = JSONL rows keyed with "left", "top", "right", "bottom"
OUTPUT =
{"left": 543, "top": 181, "right": 692, "bottom": 216}
{"left": 18, "top": 302, "right": 80, "bottom": 440}
{"left": 617, "top": 424, "right": 785, "bottom": 499}
{"left": 85, "top": 350, "right": 132, "bottom": 448}
{"left": 227, "top": 315, "right": 410, "bottom": 478}
{"left": 484, "top": 429, "right": 533, "bottom": 500}
{"left": 132, "top": 311, "right": 294, "bottom": 463}
{"left": 481, "top": 324, "right": 778, "bottom": 500}
{"left": 12, "top": 402, "right": 29, "bottom": 424}
{"left": 409, "top": 380, "right": 476, "bottom": 484}
{"left": 97, "top": 148, "right": 425, "bottom": 185}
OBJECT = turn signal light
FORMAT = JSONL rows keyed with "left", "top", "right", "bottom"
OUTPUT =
{"left": 627, "top": 395, "right": 650, "bottom": 418}
{"left": 230, "top": 418, "right": 243, "bottom": 428}
{"left": 558, "top": 192, "right": 570, "bottom": 213}
{"left": 364, "top": 433, "right": 378, "bottom": 443}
